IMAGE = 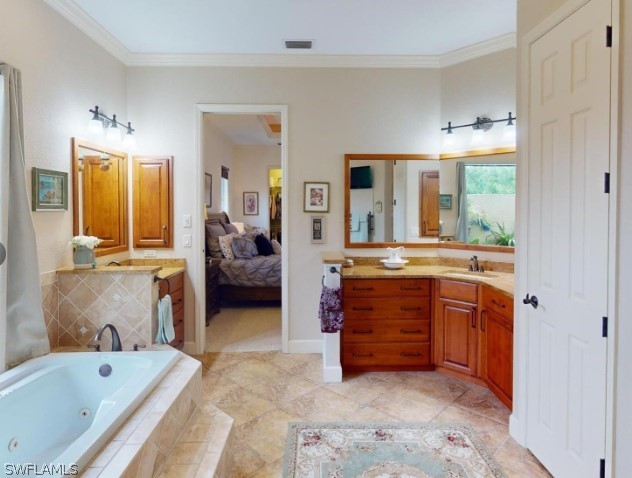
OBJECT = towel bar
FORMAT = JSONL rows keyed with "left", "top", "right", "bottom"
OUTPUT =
{"left": 322, "top": 267, "right": 343, "bottom": 287}
{"left": 154, "top": 275, "right": 170, "bottom": 295}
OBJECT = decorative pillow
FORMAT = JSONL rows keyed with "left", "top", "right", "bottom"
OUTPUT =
{"left": 232, "top": 236, "right": 258, "bottom": 259}
{"left": 271, "top": 239, "right": 282, "bottom": 255}
{"left": 244, "top": 224, "right": 268, "bottom": 237}
{"left": 231, "top": 222, "right": 245, "bottom": 234}
{"left": 207, "top": 237, "right": 223, "bottom": 259}
{"left": 254, "top": 234, "right": 274, "bottom": 256}
{"left": 206, "top": 223, "right": 226, "bottom": 238}
{"left": 218, "top": 233, "right": 240, "bottom": 259}
{"left": 223, "top": 222, "right": 239, "bottom": 235}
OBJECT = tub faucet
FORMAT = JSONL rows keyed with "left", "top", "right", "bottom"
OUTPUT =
{"left": 107, "top": 261, "right": 121, "bottom": 266}
{"left": 94, "top": 324, "right": 122, "bottom": 352}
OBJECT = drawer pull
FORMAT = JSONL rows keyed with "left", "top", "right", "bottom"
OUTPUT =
{"left": 352, "top": 353, "right": 373, "bottom": 358}
{"left": 352, "top": 329, "right": 373, "bottom": 334}
{"left": 400, "top": 329, "right": 422, "bottom": 334}
{"left": 400, "top": 352, "right": 422, "bottom": 357}
{"left": 173, "top": 319, "right": 184, "bottom": 327}
{"left": 173, "top": 299, "right": 183, "bottom": 306}
{"left": 401, "top": 286, "right": 422, "bottom": 291}
{"left": 400, "top": 306, "right": 422, "bottom": 311}
{"left": 491, "top": 299, "right": 506, "bottom": 309}
{"left": 353, "top": 287, "right": 375, "bottom": 291}
{"left": 352, "top": 307, "right": 374, "bottom": 311}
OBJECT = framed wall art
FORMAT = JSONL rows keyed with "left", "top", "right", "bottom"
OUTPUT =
{"left": 32, "top": 167, "right": 68, "bottom": 211}
{"left": 243, "top": 191, "right": 259, "bottom": 215}
{"left": 204, "top": 173, "right": 212, "bottom": 207}
{"left": 304, "top": 181, "right": 329, "bottom": 213}
{"left": 439, "top": 194, "right": 453, "bottom": 209}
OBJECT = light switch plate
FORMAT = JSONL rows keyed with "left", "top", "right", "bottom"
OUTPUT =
{"left": 143, "top": 250, "right": 157, "bottom": 258}
{"left": 410, "top": 227, "right": 419, "bottom": 237}
{"left": 183, "top": 214, "right": 192, "bottom": 228}
{"left": 183, "top": 235, "right": 192, "bottom": 247}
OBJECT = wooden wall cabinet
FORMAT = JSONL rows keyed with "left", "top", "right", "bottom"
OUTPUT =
{"left": 133, "top": 156, "right": 173, "bottom": 248}
{"left": 342, "top": 278, "right": 433, "bottom": 372}
{"left": 420, "top": 171, "right": 440, "bottom": 237}
{"left": 159, "top": 272, "right": 184, "bottom": 350}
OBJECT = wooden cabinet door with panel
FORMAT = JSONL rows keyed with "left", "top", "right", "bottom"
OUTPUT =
{"left": 133, "top": 156, "right": 173, "bottom": 248}
{"left": 420, "top": 171, "right": 439, "bottom": 237}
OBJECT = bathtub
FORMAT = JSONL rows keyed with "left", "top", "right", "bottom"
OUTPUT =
{"left": 0, "top": 350, "right": 180, "bottom": 475}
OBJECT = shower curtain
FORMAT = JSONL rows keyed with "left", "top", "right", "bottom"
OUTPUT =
{"left": 0, "top": 64, "right": 50, "bottom": 372}
{"left": 454, "top": 162, "right": 469, "bottom": 244}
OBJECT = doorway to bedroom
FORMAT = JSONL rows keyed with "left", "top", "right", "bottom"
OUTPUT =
{"left": 201, "top": 109, "right": 286, "bottom": 353}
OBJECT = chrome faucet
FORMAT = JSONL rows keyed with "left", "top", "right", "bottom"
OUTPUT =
{"left": 94, "top": 324, "right": 122, "bottom": 351}
{"left": 107, "top": 261, "right": 121, "bottom": 266}
{"left": 469, "top": 255, "right": 483, "bottom": 272}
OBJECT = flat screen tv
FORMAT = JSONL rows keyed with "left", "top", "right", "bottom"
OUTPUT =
{"left": 350, "top": 166, "right": 373, "bottom": 189}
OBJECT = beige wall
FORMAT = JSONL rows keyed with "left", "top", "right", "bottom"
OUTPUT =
{"left": 203, "top": 117, "right": 235, "bottom": 214}
{"left": 0, "top": 0, "right": 127, "bottom": 276}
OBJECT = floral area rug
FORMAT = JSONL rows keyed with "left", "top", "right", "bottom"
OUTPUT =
{"left": 283, "top": 422, "right": 507, "bottom": 478}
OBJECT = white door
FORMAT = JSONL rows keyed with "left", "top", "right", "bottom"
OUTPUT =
{"left": 526, "top": 0, "right": 611, "bottom": 476}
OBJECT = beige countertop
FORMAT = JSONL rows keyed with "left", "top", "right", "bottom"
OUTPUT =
{"left": 57, "top": 265, "right": 162, "bottom": 274}
{"left": 342, "top": 264, "right": 514, "bottom": 297}
{"left": 57, "top": 259, "right": 186, "bottom": 278}
{"left": 156, "top": 266, "right": 185, "bottom": 280}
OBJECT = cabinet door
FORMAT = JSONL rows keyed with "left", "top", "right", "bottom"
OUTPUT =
{"left": 436, "top": 299, "right": 478, "bottom": 376}
{"left": 420, "top": 171, "right": 439, "bottom": 237}
{"left": 133, "top": 156, "right": 173, "bottom": 248}
{"left": 481, "top": 308, "right": 513, "bottom": 409}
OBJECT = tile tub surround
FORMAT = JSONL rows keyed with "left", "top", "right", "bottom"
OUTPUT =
{"left": 40, "top": 272, "right": 60, "bottom": 350}
{"left": 83, "top": 350, "right": 234, "bottom": 477}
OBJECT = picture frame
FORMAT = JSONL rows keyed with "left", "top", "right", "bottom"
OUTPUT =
{"left": 243, "top": 191, "right": 259, "bottom": 215}
{"left": 439, "top": 194, "right": 453, "bottom": 209}
{"left": 304, "top": 181, "right": 330, "bottom": 213}
{"left": 204, "top": 173, "right": 212, "bottom": 207}
{"left": 31, "top": 167, "right": 68, "bottom": 211}
{"left": 311, "top": 216, "right": 325, "bottom": 244}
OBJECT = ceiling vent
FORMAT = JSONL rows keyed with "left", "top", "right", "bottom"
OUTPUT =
{"left": 284, "top": 40, "right": 313, "bottom": 50}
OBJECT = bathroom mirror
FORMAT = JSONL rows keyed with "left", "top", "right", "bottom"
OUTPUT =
{"left": 72, "top": 138, "right": 128, "bottom": 256}
{"left": 344, "top": 148, "right": 516, "bottom": 252}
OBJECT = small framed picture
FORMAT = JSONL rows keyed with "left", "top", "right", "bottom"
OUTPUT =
{"left": 204, "top": 173, "right": 212, "bottom": 207}
{"left": 311, "top": 216, "right": 325, "bottom": 243}
{"left": 304, "top": 182, "right": 329, "bottom": 213}
{"left": 32, "top": 167, "right": 68, "bottom": 211}
{"left": 243, "top": 192, "right": 259, "bottom": 215}
{"left": 439, "top": 194, "right": 453, "bottom": 209}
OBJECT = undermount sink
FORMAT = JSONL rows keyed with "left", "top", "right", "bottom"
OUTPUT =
{"left": 443, "top": 270, "right": 498, "bottom": 279}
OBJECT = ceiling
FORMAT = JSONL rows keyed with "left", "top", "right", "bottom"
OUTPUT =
{"left": 206, "top": 114, "right": 281, "bottom": 146}
{"left": 46, "top": 0, "right": 516, "bottom": 67}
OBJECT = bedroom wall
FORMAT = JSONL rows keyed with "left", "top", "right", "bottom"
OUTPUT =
{"left": 231, "top": 145, "right": 281, "bottom": 230}
{"left": 203, "top": 116, "right": 235, "bottom": 215}
{"left": 126, "top": 66, "right": 442, "bottom": 349}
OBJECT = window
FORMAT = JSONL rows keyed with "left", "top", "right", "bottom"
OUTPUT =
{"left": 465, "top": 164, "right": 516, "bottom": 246}
{"left": 220, "top": 166, "right": 229, "bottom": 215}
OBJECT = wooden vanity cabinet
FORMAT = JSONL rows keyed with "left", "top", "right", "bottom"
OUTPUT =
{"left": 480, "top": 287, "right": 514, "bottom": 409}
{"left": 342, "top": 279, "right": 432, "bottom": 372}
{"left": 433, "top": 280, "right": 479, "bottom": 378}
{"left": 159, "top": 271, "right": 185, "bottom": 350}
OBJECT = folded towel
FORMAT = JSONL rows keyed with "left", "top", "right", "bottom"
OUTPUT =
{"left": 156, "top": 295, "right": 175, "bottom": 344}
{"left": 319, "top": 285, "right": 344, "bottom": 333}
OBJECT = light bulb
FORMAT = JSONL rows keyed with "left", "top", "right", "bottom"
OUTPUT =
{"left": 502, "top": 123, "right": 516, "bottom": 144}
{"left": 443, "top": 132, "right": 456, "bottom": 151}
{"left": 471, "top": 128, "right": 485, "bottom": 146}
{"left": 122, "top": 122, "right": 135, "bottom": 149}
{"left": 106, "top": 115, "right": 121, "bottom": 143}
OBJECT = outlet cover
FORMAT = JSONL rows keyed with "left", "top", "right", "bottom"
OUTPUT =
{"left": 183, "top": 235, "right": 192, "bottom": 247}
{"left": 143, "top": 250, "right": 157, "bottom": 258}
{"left": 183, "top": 214, "right": 192, "bottom": 228}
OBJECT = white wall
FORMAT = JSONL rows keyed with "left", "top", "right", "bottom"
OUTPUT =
{"left": 126, "top": 66, "right": 442, "bottom": 346}
{"left": 203, "top": 116, "right": 235, "bottom": 215}
{"left": 0, "top": 0, "right": 127, "bottom": 278}
{"left": 231, "top": 145, "right": 281, "bottom": 229}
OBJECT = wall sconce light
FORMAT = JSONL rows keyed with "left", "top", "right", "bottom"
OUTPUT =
{"left": 87, "top": 106, "right": 136, "bottom": 147}
{"left": 441, "top": 112, "right": 517, "bottom": 148}
{"left": 99, "top": 154, "right": 111, "bottom": 171}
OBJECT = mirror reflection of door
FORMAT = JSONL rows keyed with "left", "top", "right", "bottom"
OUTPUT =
{"left": 420, "top": 171, "right": 439, "bottom": 237}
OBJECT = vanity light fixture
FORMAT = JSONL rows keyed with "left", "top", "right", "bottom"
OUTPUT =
{"left": 87, "top": 106, "right": 136, "bottom": 146}
{"left": 441, "top": 112, "right": 517, "bottom": 146}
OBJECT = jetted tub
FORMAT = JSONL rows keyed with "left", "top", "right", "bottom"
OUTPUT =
{"left": 0, "top": 350, "right": 180, "bottom": 475}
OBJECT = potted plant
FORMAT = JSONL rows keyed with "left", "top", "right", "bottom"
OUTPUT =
{"left": 69, "top": 235, "right": 102, "bottom": 269}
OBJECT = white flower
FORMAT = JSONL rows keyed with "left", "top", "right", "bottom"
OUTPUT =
{"left": 69, "top": 235, "right": 102, "bottom": 249}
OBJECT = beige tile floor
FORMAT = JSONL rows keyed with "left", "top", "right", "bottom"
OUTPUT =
{"left": 192, "top": 351, "right": 552, "bottom": 478}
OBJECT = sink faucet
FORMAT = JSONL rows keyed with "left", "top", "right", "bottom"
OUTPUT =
{"left": 107, "top": 261, "right": 121, "bottom": 266}
{"left": 94, "top": 324, "right": 122, "bottom": 351}
{"left": 469, "top": 255, "right": 480, "bottom": 272}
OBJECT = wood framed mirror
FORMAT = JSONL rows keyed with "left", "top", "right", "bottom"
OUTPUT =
{"left": 72, "top": 138, "right": 128, "bottom": 257}
{"left": 344, "top": 148, "right": 516, "bottom": 253}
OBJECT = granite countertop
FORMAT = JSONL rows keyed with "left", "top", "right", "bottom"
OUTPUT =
{"left": 342, "top": 264, "right": 514, "bottom": 297}
{"left": 57, "top": 265, "right": 162, "bottom": 274}
{"left": 57, "top": 259, "right": 186, "bottom": 278}
{"left": 155, "top": 267, "right": 185, "bottom": 280}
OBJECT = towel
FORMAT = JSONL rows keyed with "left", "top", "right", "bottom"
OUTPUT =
{"left": 319, "top": 285, "right": 344, "bottom": 333}
{"left": 156, "top": 295, "right": 175, "bottom": 344}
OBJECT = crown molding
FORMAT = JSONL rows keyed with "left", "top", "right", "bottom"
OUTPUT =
{"left": 44, "top": 0, "right": 515, "bottom": 69}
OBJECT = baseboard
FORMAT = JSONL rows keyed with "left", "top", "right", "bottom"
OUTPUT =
{"left": 509, "top": 413, "right": 527, "bottom": 446}
{"left": 323, "top": 365, "right": 342, "bottom": 383}
{"left": 182, "top": 341, "right": 196, "bottom": 355}
{"left": 287, "top": 339, "right": 322, "bottom": 354}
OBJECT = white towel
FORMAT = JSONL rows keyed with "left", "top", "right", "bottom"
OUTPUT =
{"left": 156, "top": 295, "right": 175, "bottom": 344}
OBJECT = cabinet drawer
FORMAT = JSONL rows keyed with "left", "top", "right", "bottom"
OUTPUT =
{"left": 344, "top": 297, "right": 430, "bottom": 320}
{"left": 343, "top": 319, "right": 430, "bottom": 343}
{"left": 169, "top": 309, "right": 184, "bottom": 350}
{"left": 170, "top": 288, "right": 184, "bottom": 314}
{"left": 482, "top": 287, "right": 513, "bottom": 319}
{"left": 160, "top": 272, "right": 183, "bottom": 297}
{"left": 344, "top": 279, "right": 430, "bottom": 298}
{"left": 439, "top": 279, "right": 478, "bottom": 304}
{"left": 343, "top": 342, "right": 431, "bottom": 367}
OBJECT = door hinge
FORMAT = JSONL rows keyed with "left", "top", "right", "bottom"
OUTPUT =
{"left": 604, "top": 172, "right": 610, "bottom": 193}
{"left": 602, "top": 317, "right": 608, "bottom": 338}
{"left": 606, "top": 26, "right": 612, "bottom": 47}
{"left": 600, "top": 458, "right": 606, "bottom": 478}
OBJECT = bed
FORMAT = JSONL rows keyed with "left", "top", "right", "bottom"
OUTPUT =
{"left": 206, "top": 212, "right": 281, "bottom": 305}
